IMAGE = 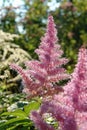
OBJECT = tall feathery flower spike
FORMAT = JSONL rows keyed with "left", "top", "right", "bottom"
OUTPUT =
{"left": 31, "top": 47, "right": 87, "bottom": 130}
{"left": 10, "top": 15, "right": 69, "bottom": 99}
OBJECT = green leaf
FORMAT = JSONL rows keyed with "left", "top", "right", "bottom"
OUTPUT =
{"left": 0, "top": 118, "right": 30, "bottom": 130}
{"left": 24, "top": 101, "right": 40, "bottom": 116}
{"left": 2, "top": 109, "right": 27, "bottom": 118}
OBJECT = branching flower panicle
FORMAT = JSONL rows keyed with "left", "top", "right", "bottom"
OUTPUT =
{"left": 10, "top": 15, "right": 69, "bottom": 99}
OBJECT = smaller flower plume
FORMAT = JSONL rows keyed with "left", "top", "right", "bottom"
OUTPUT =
{"left": 30, "top": 47, "right": 87, "bottom": 130}
{"left": 31, "top": 111, "right": 54, "bottom": 130}
{"left": 64, "top": 46, "right": 87, "bottom": 111}
{"left": 10, "top": 15, "right": 69, "bottom": 99}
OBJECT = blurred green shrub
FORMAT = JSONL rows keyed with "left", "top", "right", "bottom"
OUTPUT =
{"left": 52, "top": 0, "right": 87, "bottom": 72}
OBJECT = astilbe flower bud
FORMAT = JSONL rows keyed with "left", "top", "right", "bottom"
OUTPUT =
{"left": 31, "top": 47, "right": 87, "bottom": 130}
{"left": 10, "top": 15, "right": 69, "bottom": 99}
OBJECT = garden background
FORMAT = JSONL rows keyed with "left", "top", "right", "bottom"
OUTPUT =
{"left": 0, "top": 0, "right": 87, "bottom": 130}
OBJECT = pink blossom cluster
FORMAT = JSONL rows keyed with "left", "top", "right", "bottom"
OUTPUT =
{"left": 10, "top": 16, "right": 68, "bottom": 99}
{"left": 31, "top": 47, "right": 87, "bottom": 130}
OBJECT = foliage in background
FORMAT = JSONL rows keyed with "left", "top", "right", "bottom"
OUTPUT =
{"left": 0, "top": 0, "right": 50, "bottom": 58}
{"left": 20, "top": 0, "right": 49, "bottom": 57}
{"left": 0, "top": 4, "right": 18, "bottom": 33}
{"left": 52, "top": 0, "right": 87, "bottom": 72}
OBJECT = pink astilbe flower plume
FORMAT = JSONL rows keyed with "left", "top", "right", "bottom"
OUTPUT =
{"left": 31, "top": 47, "right": 87, "bottom": 130}
{"left": 64, "top": 46, "right": 87, "bottom": 111}
{"left": 10, "top": 15, "right": 69, "bottom": 98}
